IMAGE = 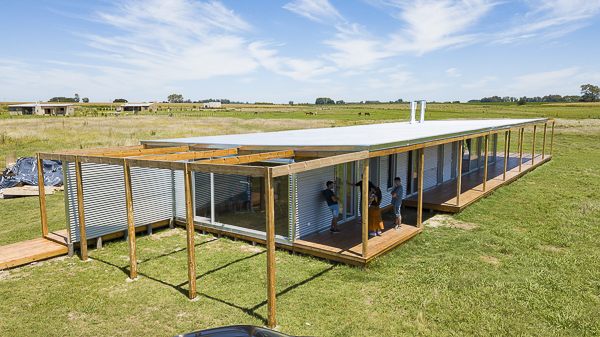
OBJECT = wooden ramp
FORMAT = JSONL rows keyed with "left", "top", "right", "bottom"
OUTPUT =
{"left": 293, "top": 217, "right": 422, "bottom": 267}
{"left": 404, "top": 152, "right": 552, "bottom": 213}
{"left": 0, "top": 230, "right": 69, "bottom": 270}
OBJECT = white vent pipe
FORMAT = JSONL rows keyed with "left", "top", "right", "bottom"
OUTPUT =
{"left": 419, "top": 100, "right": 426, "bottom": 123}
{"left": 410, "top": 101, "right": 417, "bottom": 123}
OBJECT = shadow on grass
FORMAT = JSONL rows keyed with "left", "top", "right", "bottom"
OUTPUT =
{"left": 93, "top": 249, "right": 335, "bottom": 325}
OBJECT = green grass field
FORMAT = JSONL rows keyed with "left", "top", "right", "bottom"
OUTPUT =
{"left": 1, "top": 103, "right": 599, "bottom": 336}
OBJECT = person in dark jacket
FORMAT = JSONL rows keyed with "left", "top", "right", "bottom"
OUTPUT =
{"left": 323, "top": 181, "right": 341, "bottom": 233}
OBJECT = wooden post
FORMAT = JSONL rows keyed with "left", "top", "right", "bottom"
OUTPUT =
{"left": 483, "top": 135, "right": 489, "bottom": 191}
{"left": 519, "top": 128, "right": 524, "bottom": 172}
{"left": 417, "top": 148, "right": 424, "bottom": 227}
{"left": 550, "top": 122, "right": 555, "bottom": 155}
{"left": 503, "top": 131, "right": 508, "bottom": 181}
{"left": 74, "top": 157, "right": 88, "bottom": 261}
{"left": 361, "top": 158, "right": 369, "bottom": 258}
{"left": 532, "top": 125, "right": 537, "bottom": 165}
{"left": 265, "top": 167, "right": 276, "bottom": 328}
{"left": 456, "top": 141, "right": 463, "bottom": 206}
{"left": 123, "top": 160, "right": 137, "bottom": 280}
{"left": 542, "top": 123, "right": 547, "bottom": 159}
{"left": 37, "top": 154, "right": 48, "bottom": 237}
{"left": 184, "top": 164, "right": 197, "bottom": 299}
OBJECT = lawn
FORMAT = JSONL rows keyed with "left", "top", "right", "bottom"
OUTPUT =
{"left": 1, "top": 103, "right": 599, "bottom": 336}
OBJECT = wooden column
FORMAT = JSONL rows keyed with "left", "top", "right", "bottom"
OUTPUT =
{"left": 74, "top": 156, "right": 88, "bottom": 261}
{"left": 37, "top": 154, "right": 48, "bottom": 237}
{"left": 550, "top": 122, "right": 555, "bottom": 155}
{"left": 417, "top": 148, "right": 424, "bottom": 228}
{"left": 184, "top": 164, "right": 197, "bottom": 299}
{"left": 361, "top": 158, "right": 369, "bottom": 258}
{"left": 483, "top": 135, "right": 489, "bottom": 191}
{"left": 531, "top": 125, "right": 537, "bottom": 165}
{"left": 265, "top": 167, "right": 276, "bottom": 328}
{"left": 519, "top": 128, "right": 524, "bottom": 172}
{"left": 123, "top": 160, "right": 137, "bottom": 280}
{"left": 542, "top": 123, "right": 547, "bottom": 159}
{"left": 456, "top": 141, "right": 463, "bottom": 206}
{"left": 503, "top": 131, "right": 509, "bottom": 181}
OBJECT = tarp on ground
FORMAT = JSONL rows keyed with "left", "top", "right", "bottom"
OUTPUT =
{"left": 0, "top": 157, "right": 63, "bottom": 191}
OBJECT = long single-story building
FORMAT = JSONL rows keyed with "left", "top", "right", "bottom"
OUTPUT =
{"left": 120, "top": 102, "right": 158, "bottom": 113}
{"left": 38, "top": 116, "right": 554, "bottom": 327}
{"left": 9, "top": 103, "right": 74, "bottom": 115}
{"left": 203, "top": 102, "right": 221, "bottom": 108}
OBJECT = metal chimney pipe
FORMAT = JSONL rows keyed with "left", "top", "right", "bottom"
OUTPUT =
{"left": 410, "top": 101, "right": 417, "bottom": 124}
{"left": 419, "top": 100, "right": 426, "bottom": 123}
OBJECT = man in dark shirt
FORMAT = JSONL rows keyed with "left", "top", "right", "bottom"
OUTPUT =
{"left": 391, "top": 177, "right": 404, "bottom": 230}
{"left": 323, "top": 181, "right": 341, "bottom": 233}
{"left": 346, "top": 175, "right": 375, "bottom": 214}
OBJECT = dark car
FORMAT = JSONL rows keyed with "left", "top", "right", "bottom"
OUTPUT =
{"left": 177, "top": 325, "right": 310, "bottom": 337}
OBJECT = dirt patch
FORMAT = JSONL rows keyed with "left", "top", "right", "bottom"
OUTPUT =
{"left": 150, "top": 228, "right": 182, "bottom": 240}
{"left": 540, "top": 245, "right": 564, "bottom": 252}
{"left": 0, "top": 270, "right": 9, "bottom": 281}
{"left": 513, "top": 227, "right": 527, "bottom": 232}
{"left": 481, "top": 255, "right": 501, "bottom": 264}
{"left": 68, "top": 312, "right": 85, "bottom": 320}
{"left": 424, "top": 214, "right": 478, "bottom": 230}
{"left": 240, "top": 245, "right": 263, "bottom": 253}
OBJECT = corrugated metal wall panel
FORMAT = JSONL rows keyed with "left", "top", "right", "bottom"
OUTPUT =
{"left": 443, "top": 143, "right": 453, "bottom": 182}
{"left": 423, "top": 146, "right": 438, "bottom": 190}
{"left": 194, "top": 172, "right": 211, "bottom": 218}
{"left": 396, "top": 152, "right": 409, "bottom": 200}
{"left": 130, "top": 167, "right": 173, "bottom": 227}
{"left": 296, "top": 166, "right": 334, "bottom": 239}
{"left": 380, "top": 155, "right": 392, "bottom": 208}
{"left": 174, "top": 169, "right": 185, "bottom": 219}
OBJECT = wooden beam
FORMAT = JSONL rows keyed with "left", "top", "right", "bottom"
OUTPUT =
{"left": 503, "top": 131, "right": 509, "bottom": 181}
{"left": 134, "top": 148, "right": 238, "bottom": 161}
{"left": 184, "top": 163, "right": 197, "bottom": 300}
{"left": 361, "top": 158, "right": 369, "bottom": 258}
{"left": 36, "top": 154, "right": 48, "bottom": 237}
{"left": 187, "top": 162, "right": 265, "bottom": 177}
{"left": 456, "top": 141, "right": 463, "bottom": 206}
{"left": 293, "top": 150, "right": 353, "bottom": 159}
{"left": 532, "top": 125, "right": 537, "bottom": 165}
{"left": 200, "top": 150, "right": 294, "bottom": 165}
{"left": 271, "top": 151, "right": 369, "bottom": 177}
{"left": 88, "top": 146, "right": 190, "bottom": 158}
{"left": 74, "top": 157, "right": 88, "bottom": 261}
{"left": 39, "top": 153, "right": 76, "bottom": 162}
{"left": 417, "top": 148, "right": 424, "bottom": 227}
{"left": 542, "top": 123, "right": 547, "bottom": 160}
{"left": 78, "top": 155, "right": 127, "bottom": 166}
{"left": 550, "top": 122, "right": 555, "bottom": 155}
{"left": 125, "top": 158, "right": 185, "bottom": 171}
{"left": 483, "top": 135, "right": 489, "bottom": 191}
{"left": 519, "top": 128, "right": 524, "bottom": 172}
{"left": 54, "top": 145, "right": 144, "bottom": 155}
{"left": 123, "top": 160, "right": 137, "bottom": 280}
{"left": 265, "top": 167, "right": 276, "bottom": 328}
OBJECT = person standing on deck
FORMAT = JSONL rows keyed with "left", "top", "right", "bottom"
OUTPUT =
{"left": 323, "top": 181, "right": 341, "bottom": 233}
{"left": 391, "top": 177, "right": 404, "bottom": 230}
{"left": 346, "top": 175, "right": 375, "bottom": 214}
{"left": 368, "top": 186, "right": 384, "bottom": 237}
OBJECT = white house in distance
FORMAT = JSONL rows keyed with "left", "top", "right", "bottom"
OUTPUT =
{"left": 120, "top": 102, "right": 158, "bottom": 113}
{"left": 203, "top": 102, "right": 221, "bottom": 108}
{"left": 8, "top": 102, "right": 74, "bottom": 116}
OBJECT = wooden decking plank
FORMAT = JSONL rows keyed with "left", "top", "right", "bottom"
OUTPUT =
{"left": 0, "top": 238, "right": 68, "bottom": 270}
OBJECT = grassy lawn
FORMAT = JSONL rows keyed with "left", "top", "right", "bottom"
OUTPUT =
{"left": 1, "top": 103, "right": 599, "bottom": 336}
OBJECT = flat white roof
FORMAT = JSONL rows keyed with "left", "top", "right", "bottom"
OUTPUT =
{"left": 143, "top": 118, "right": 547, "bottom": 151}
{"left": 9, "top": 103, "right": 73, "bottom": 107}
{"left": 121, "top": 103, "right": 153, "bottom": 106}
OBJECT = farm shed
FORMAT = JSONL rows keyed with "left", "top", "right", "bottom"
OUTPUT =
{"left": 8, "top": 103, "right": 74, "bottom": 116}
{"left": 203, "top": 102, "right": 221, "bottom": 108}
{"left": 37, "top": 117, "right": 554, "bottom": 328}
{"left": 120, "top": 102, "right": 158, "bottom": 113}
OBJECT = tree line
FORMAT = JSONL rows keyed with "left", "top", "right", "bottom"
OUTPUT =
{"left": 470, "top": 84, "right": 599, "bottom": 103}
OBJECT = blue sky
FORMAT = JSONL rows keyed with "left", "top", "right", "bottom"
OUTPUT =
{"left": 1, "top": 0, "right": 599, "bottom": 103}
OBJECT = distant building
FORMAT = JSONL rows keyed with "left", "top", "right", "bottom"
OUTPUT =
{"left": 121, "top": 102, "right": 158, "bottom": 113}
{"left": 203, "top": 102, "right": 221, "bottom": 108}
{"left": 8, "top": 102, "right": 74, "bottom": 116}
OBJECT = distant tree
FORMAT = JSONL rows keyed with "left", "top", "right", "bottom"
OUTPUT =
{"left": 394, "top": 99, "right": 403, "bottom": 103}
{"left": 113, "top": 98, "right": 128, "bottom": 103}
{"left": 82, "top": 97, "right": 89, "bottom": 103}
{"left": 453, "top": 101, "right": 460, "bottom": 103}
{"left": 335, "top": 100, "right": 345, "bottom": 104}
{"left": 167, "top": 94, "right": 184, "bottom": 103}
{"left": 74, "top": 93, "right": 80, "bottom": 103}
{"left": 48, "top": 97, "right": 76, "bottom": 102}
{"left": 517, "top": 97, "right": 526, "bottom": 106}
{"left": 315, "top": 97, "right": 335, "bottom": 104}
{"left": 289, "top": 101, "right": 294, "bottom": 105}
{"left": 563, "top": 95, "right": 581, "bottom": 102}
{"left": 580, "top": 84, "right": 600, "bottom": 102}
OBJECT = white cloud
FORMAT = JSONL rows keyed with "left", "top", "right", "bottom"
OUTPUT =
{"left": 461, "top": 76, "right": 498, "bottom": 89}
{"left": 283, "top": 0, "right": 343, "bottom": 23}
{"left": 323, "top": 24, "right": 395, "bottom": 69}
{"left": 446, "top": 68, "right": 461, "bottom": 77}
{"left": 505, "top": 67, "right": 579, "bottom": 91}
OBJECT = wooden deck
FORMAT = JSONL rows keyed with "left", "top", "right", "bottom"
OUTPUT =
{"left": 293, "top": 217, "right": 423, "bottom": 267}
{"left": 0, "top": 230, "right": 69, "bottom": 270}
{"left": 404, "top": 152, "right": 552, "bottom": 213}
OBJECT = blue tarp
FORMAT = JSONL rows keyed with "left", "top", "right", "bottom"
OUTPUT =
{"left": 0, "top": 157, "right": 63, "bottom": 190}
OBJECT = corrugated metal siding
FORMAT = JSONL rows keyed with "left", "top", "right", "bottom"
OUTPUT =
{"left": 380, "top": 155, "right": 392, "bottom": 208}
{"left": 423, "top": 146, "right": 438, "bottom": 190}
{"left": 397, "top": 152, "right": 409, "bottom": 199}
{"left": 174, "top": 169, "right": 186, "bottom": 219}
{"left": 296, "top": 166, "right": 334, "bottom": 239}
{"left": 65, "top": 162, "right": 174, "bottom": 243}
{"left": 194, "top": 172, "right": 211, "bottom": 218}
{"left": 443, "top": 143, "right": 453, "bottom": 182}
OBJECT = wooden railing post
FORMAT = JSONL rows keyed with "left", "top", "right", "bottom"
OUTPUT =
{"left": 74, "top": 156, "right": 88, "bottom": 261}
{"left": 184, "top": 163, "right": 197, "bottom": 299}
{"left": 417, "top": 148, "right": 424, "bottom": 227}
{"left": 37, "top": 153, "right": 48, "bottom": 237}
{"left": 550, "top": 122, "right": 555, "bottom": 155}
{"left": 456, "top": 141, "right": 463, "bottom": 206}
{"left": 519, "top": 128, "right": 524, "bottom": 172}
{"left": 123, "top": 159, "right": 137, "bottom": 280}
{"left": 483, "top": 135, "right": 489, "bottom": 191}
{"left": 503, "top": 131, "right": 508, "bottom": 181}
{"left": 361, "top": 158, "right": 369, "bottom": 258}
{"left": 532, "top": 125, "right": 537, "bottom": 165}
{"left": 542, "top": 123, "right": 547, "bottom": 159}
{"left": 265, "top": 167, "right": 276, "bottom": 328}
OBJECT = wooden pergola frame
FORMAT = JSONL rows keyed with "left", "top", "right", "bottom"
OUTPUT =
{"left": 36, "top": 118, "right": 554, "bottom": 328}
